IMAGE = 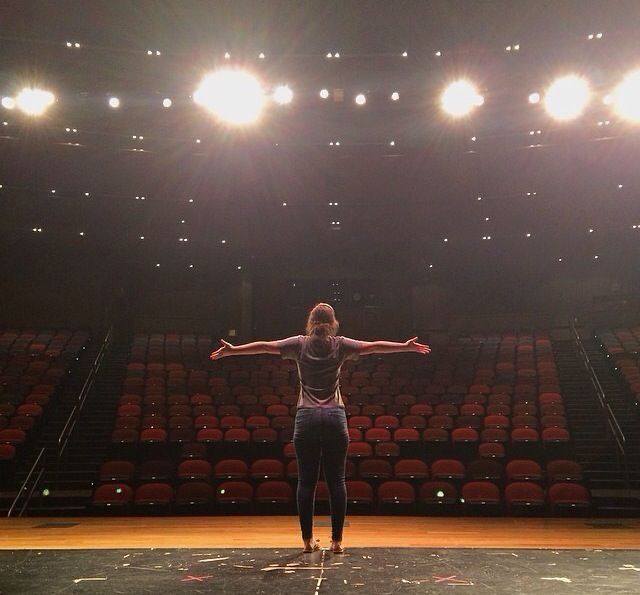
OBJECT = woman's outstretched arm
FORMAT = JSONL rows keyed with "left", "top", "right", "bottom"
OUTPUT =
{"left": 358, "top": 336, "right": 430, "bottom": 356}
{"left": 209, "top": 339, "right": 280, "bottom": 360}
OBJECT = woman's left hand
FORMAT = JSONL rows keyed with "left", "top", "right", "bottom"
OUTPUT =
{"left": 210, "top": 339, "right": 235, "bottom": 360}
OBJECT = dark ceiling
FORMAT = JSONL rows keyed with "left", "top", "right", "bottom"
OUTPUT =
{"left": 0, "top": 0, "right": 639, "bottom": 288}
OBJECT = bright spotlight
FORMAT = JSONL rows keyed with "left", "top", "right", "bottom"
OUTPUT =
{"left": 543, "top": 75, "right": 591, "bottom": 121}
{"left": 162, "top": 97, "right": 172, "bottom": 108}
{"left": 528, "top": 92, "right": 540, "bottom": 104}
{"left": 1, "top": 96, "right": 15, "bottom": 110}
{"left": 611, "top": 69, "right": 640, "bottom": 123}
{"left": 15, "top": 88, "right": 55, "bottom": 116}
{"left": 355, "top": 93, "right": 366, "bottom": 105}
{"left": 273, "top": 85, "right": 293, "bottom": 105}
{"left": 109, "top": 97, "right": 120, "bottom": 108}
{"left": 193, "top": 69, "right": 265, "bottom": 125}
{"left": 319, "top": 88, "right": 329, "bottom": 99}
{"left": 391, "top": 91, "right": 399, "bottom": 101}
{"left": 440, "top": 80, "right": 484, "bottom": 117}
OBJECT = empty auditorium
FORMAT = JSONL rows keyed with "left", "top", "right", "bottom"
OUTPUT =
{"left": 1, "top": 1, "right": 639, "bottom": 592}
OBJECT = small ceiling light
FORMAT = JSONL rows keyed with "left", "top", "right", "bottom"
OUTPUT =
{"left": 84, "top": 192, "right": 90, "bottom": 197}
{"left": 224, "top": 52, "right": 231, "bottom": 59}
{"left": 618, "top": 184, "right": 624, "bottom": 188}
{"left": 402, "top": 51, "right": 408, "bottom": 57}
{"left": 525, "top": 232, "right": 532, "bottom": 237}
{"left": 195, "top": 138, "right": 201, "bottom": 143}
{"left": 140, "top": 236, "right": 145, "bottom": 240}
{"left": 162, "top": 97, "right": 172, "bottom": 108}
{"left": 108, "top": 97, "right": 120, "bottom": 108}
{"left": 221, "top": 239, "right": 226, "bottom": 243}
{"left": 389, "top": 140, "right": 395, "bottom": 146}
{"left": 443, "top": 238, "right": 448, "bottom": 242}
{"left": 611, "top": 69, "right": 640, "bottom": 123}
{"left": 79, "top": 232, "right": 84, "bottom": 236}
{"left": 435, "top": 51, "right": 442, "bottom": 57}
{"left": 588, "top": 228, "right": 594, "bottom": 233}
{"left": 273, "top": 85, "right": 293, "bottom": 105}
{"left": 594, "top": 255, "right": 599, "bottom": 259}
{"left": 1, "top": 97, "right": 15, "bottom": 110}
{"left": 543, "top": 75, "right": 591, "bottom": 121}
{"left": 477, "top": 196, "right": 482, "bottom": 201}
{"left": 355, "top": 93, "right": 366, "bottom": 105}
{"left": 528, "top": 92, "right": 541, "bottom": 104}
{"left": 471, "top": 136, "right": 477, "bottom": 141}
{"left": 485, "top": 217, "right": 490, "bottom": 221}
{"left": 282, "top": 201, "right": 287, "bottom": 206}
{"left": 334, "top": 52, "right": 340, "bottom": 58}
{"left": 258, "top": 52, "right": 265, "bottom": 59}
{"left": 237, "top": 265, "right": 242, "bottom": 270}
{"left": 558, "top": 258, "right": 563, "bottom": 262}
{"left": 189, "top": 264, "right": 194, "bottom": 268}
{"left": 156, "top": 263, "right": 160, "bottom": 267}
{"left": 428, "top": 264, "right": 433, "bottom": 268}
{"left": 51, "top": 189, "right": 56, "bottom": 194}
{"left": 74, "top": 42, "right": 81, "bottom": 48}
{"left": 320, "top": 88, "right": 329, "bottom": 99}
{"left": 15, "top": 87, "right": 56, "bottom": 116}
{"left": 326, "top": 52, "right": 333, "bottom": 58}
{"left": 188, "top": 198, "right": 194, "bottom": 203}
{"left": 441, "top": 80, "right": 484, "bottom": 117}
{"left": 391, "top": 91, "right": 399, "bottom": 101}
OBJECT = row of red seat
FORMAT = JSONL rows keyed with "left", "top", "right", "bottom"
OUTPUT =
{"left": 98, "top": 457, "right": 584, "bottom": 484}
{"left": 92, "top": 479, "right": 590, "bottom": 513}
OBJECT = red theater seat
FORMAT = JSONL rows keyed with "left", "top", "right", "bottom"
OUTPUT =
{"left": 215, "top": 459, "right": 249, "bottom": 480}
{"left": 135, "top": 482, "right": 174, "bottom": 509}
{"left": 99, "top": 460, "right": 135, "bottom": 483}
{"left": 548, "top": 483, "right": 590, "bottom": 512}
{"left": 177, "top": 459, "right": 212, "bottom": 481}
{"left": 346, "top": 480, "right": 374, "bottom": 506}
{"left": 506, "top": 459, "right": 543, "bottom": 482}
{"left": 393, "top": 459, "right": 429, "bottom": 480}
{"left": 216, "top": 481, "right": 253, "bottom": 505}
{"left": 431, "top": 459, "right": 465, "bottom": 480}
{"left": 255, "top": 481, "right": 292, "bottom": 504}
{"left": 176, "top": 481, "right": 214, "bottom": 508}
{"left": 419, "top": 481, "right": 458, "bottom": 505}
{"left": 377, "top": 481, "right": 416, "bottom": 504}
{"left": 546, "top": 460, "right": 584, "bottom": 482}
{"left": 462, "top": 481, "right": 501, "bottom": 506}
{"left": 250, "top": 459, "right": 285, "bottom": 479}
{"left": 92, "top": 484, "right": 133, "bottom": 509}
{"left": 505, "top": 482, "right": 545, "bottom": 513}
{"left": 357, "top": 459, "right": 392, "bottom": 480}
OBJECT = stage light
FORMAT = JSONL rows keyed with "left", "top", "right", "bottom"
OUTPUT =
{"left": 258, "top": 52, "right": 265, "bottom": 59}
{"left": 221, "top": 239, "right": 226, "bottom": 243}
{"left": 15, "top": 87, "right": 55, "bottom": 116}
{"left": 435, "top": 51, "right": 442, "bottom": 57}
{"left": 525, "top": 232, "right": 532, "bottom": 238}
{"left": 391, "top": 91, "right": 399, "bottom": 101}
{"left": 193, "top": 69, "right": 265, "bottom": 125}
{"left": 224, "top": 52, "right": 231, "bottom": 59}
{"left": 162, "top": 97, "right": 172, "bottom": 108}
{"left": 389, "top": 140, "right": 395, "bottom": 146}
{"left": 402, "top": 51, "right": 408, "bottom": 57}
{"left": 319, "top": 88, "right": 329, "bottom": 99}
{"left": 109, "top": 96, "right": 120, "bottom": 108}
{"left": 611, "top": 69, "right": 640, "bottom": 123}
{"left": 189, "top": 264, "right": 194, "bottom": 268}
{"left": 237, "top": 265, "right": 242, "bottom": 270}
{"left": 440, "top": 80, "right": 484, "bottom": 117}
{"left": 1, "top": 97, "right": 15, "bottom": 109}
{"left": 528, "top": 92, "right": 540, "bottom": 104}
{"left": 326, "top": 52, "right": 333, "bottom": 58}
{"left": 79, "top": 232, "right": 84, "bottom": 236}
{"left": 273, "top": 85, "right": 293, "bottom": 105}
{"left": 334, "top": 52, "right": 340, "bottom": 58}
{"left": 355, "top": 93, "right": 366, "bottom": 105}
{"left": 588, "top": 228, "right": 594, "bottom": 233}
{"left": 543, "top": 75, "right": 590, "bottom": 121}
{"left": 594, "top": 255, "right": 599, "bottom": 259}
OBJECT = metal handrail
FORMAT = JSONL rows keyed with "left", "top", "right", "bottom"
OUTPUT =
{"left": 7, "top": 447, "right": 46, "bottom": 517}
{"left": 57, "top": 323, "right": 114, "bottom": 458}
{"left": 570, "top": 318, "right": 629, "bottom": 482}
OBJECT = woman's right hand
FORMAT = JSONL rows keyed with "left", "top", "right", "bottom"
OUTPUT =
{"left": 210, "top": 339, "right": 235, "bottom": 360}
{"left": 404, "top": 337, "right": 431, "bottom": 355}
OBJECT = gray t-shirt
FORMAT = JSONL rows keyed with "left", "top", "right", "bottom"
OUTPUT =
{"left": 276, "top": 335, "right": 363, "bottom": 409}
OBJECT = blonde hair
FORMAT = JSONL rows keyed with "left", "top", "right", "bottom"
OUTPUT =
{"left": 305, "top": 302, "right": 339, "bottom": 337}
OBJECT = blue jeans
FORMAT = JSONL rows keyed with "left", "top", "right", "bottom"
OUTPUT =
{"left": 293, "top": 407, "right": 349, "bottom": 541}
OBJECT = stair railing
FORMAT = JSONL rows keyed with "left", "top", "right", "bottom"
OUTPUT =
{"left": 570, "top": 318, "right": 629, "bottom": 485}
{"left": 57, "top": 323, "right": 114, "bottom": 471}
{"left": 7, "top": 448, "right": 46, "bottom": 517}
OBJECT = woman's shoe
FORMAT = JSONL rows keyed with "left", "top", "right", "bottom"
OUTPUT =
{"left": 330, "top": 541, "right": 344, "bottom": 553}
{"left": 303, "top": 538, "right": 320, "bottom": 553}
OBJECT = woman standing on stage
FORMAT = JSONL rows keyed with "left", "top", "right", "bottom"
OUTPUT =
{"left": 210, "top": 302, "right": 430, "bottom": 553}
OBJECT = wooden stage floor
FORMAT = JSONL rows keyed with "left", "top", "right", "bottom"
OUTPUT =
{"left": 2, "top": 516, "right": 640, "bottom": 550}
